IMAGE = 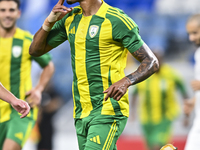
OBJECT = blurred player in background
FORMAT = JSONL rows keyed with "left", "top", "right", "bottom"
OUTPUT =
{"left": 37, "top": 85, "right": 62, "bottom": 150}
{"left": 0, "top": 0, "right": 54, "bottom": 150}
{"left": 0, "top": 82, "right": 30, "bottom": 118}
{"left": 184, "top": 14, "right": 200, "bottom": 150}
{"left": 131, "top": 51, "right": 188, "bottom": 150}
{"left": 29, "top": 0, "right": 159, "bottom": 149}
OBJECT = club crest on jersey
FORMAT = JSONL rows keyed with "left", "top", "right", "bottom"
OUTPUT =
{"left": 12, "top": 46, "right": 22, "bottom": 58}
{"left": 89, "top": 25, "right": 99, "bottom": 38}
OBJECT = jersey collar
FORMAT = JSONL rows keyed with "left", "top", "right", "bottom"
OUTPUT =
{"left": 94, "top": 0, "right": 109, "bottom": 18}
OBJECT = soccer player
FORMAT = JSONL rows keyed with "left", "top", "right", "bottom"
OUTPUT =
{"left": 131, "top": 51, "right": 188, "bottom": 150}
{"left": 0, "top": 0, "right": 55, "bottom": 150}
{"left": 184, "top": 14, "right": 200, "bottom": 150}
{"left": 0, "top": 82, "right": 30, "bottom": 118}
{"left": 29, "top": 0, "right": 159, "bottom": 149}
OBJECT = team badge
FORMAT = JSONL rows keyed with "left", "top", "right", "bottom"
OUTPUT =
{"left": 12, "top": 46, "right": 22, "bottom": 58}
{"left": 89, "top": 25, "right": 99, "bottom": 38}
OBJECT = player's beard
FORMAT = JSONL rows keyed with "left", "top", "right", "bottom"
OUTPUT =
{"left": 0, "top": 19, "right": 16, "bottom": 31}
{"left": 66, "top": 0, "right": 75, "bottom": 4}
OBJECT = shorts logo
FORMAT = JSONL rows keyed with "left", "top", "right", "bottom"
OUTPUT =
{"left": 90, "top": 135, "right": 101, "bottom": 144}
{"left": 12, "top": 46, "right": 22, "bottom": 58}
{"left": 15, "top": 132, "right": 23, "bottom": 140}
{"left": 89, "top": 25, "right": 99, "bottom": 38}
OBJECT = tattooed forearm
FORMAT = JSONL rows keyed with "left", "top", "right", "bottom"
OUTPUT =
{"left": 126, "top": 43, "right": 159, "bottom": 85}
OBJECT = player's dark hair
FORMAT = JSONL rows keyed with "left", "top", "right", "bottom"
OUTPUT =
{"left": 0, "top": 0, "right": 20, "bottom": 8}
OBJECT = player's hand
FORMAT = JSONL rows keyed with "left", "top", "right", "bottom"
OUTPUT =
{"left": 11, "top": 99, "right": 30, "bottom": 118}
{"left": 191, "top": 80, "right": 200, "bottom": 91}
{"left": 25, "top": 88, "right": 42, "bottom": 108}
{"left": 103, "top": 77, "right": 131, "bottom": 101}
{"left": 42, "top": 0, "right": 73, "bottom": 32}
{"left": 184, "top": 99, "right": 195, "bottom": 116}
{"left": 51, "top": 0, "right": 73, "bottom": 22}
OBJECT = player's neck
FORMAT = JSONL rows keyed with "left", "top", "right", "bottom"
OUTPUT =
{"left": 0, "top": 26, "right": 16, "bottom": 38}
{"left": 80, "top": 0, "right": 102, "bottom": 16}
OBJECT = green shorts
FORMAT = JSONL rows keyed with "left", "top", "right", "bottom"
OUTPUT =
{"left": 75, "top": 115, "right": 128, "bottom": 150}
{"left": 141, "top": 118, "right": 172, "bottom": 148}
{"left": 0, "top": 108, "right": 36, "bottom": 149}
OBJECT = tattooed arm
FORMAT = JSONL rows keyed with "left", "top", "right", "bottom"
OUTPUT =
{"left": 126, "top": 43, "right": 159, "bottom": 85}
{"left": 103, "top": 43, "right": 159, "bottom": 101}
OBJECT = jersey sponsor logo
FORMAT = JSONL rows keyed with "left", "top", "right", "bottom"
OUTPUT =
{"left": 90, "top": 135, "right": 101, "bottom": 144}
{"left": 89, "top": 25, "right": 99, "bottom": 38}
{"left": 15, "top": 132, "right": 23, "bottom": 140}
{"left": 12, "top": 46, "right": 22, "bottom": 58}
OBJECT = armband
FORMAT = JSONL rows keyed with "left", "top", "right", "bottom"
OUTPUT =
{"left": 42, "top": 24, "right": 52, "bottom": 32}
{"left": 42, "top": 11, "right": 61, "bottom": 32}
{"left": 48, "top": 11, "right": 62, "bottom": 23}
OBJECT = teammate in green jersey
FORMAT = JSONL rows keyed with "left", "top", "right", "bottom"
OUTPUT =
{"left": 29, "top": 0, "right": 159, "bottom": 149}
{"left": 131, "top": 51, "right": 188, "bottom": 150}
{"left": 0, "top": 0, "right": 55, "bottom": 150}
{"left": 0, "top": 82, "right": 30, "bottom": 118}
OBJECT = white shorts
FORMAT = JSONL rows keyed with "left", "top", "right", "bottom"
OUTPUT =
{"left": 184, "top": 117, "right": 200, "bottom": 150}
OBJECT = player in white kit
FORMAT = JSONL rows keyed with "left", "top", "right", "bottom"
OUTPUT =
{"left": 184, "top": 14, "right": 200, "bottom": 150}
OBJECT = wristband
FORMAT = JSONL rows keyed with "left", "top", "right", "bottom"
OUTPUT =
{"left": 42, "top": 24, "right": 52, "bottom": 32}
{"left": 42, "top": 11, "right": 61, "bottom": 32}
{"left": 48, "top": 11, "right": 62, "bottom": 23}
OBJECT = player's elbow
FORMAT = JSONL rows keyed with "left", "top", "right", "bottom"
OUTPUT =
{"left": 29, "top": 44, "right": 43, "bottom": 57}
{"left": 29, "top": 48, "right": 36, "bottom": 56}
{"left": 152, "top": 56, "right": 159, "bottom": 73}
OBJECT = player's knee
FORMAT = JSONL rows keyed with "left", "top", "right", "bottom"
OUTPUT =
{"left": 2, "top": 139, "right": 21, "bottom": 150}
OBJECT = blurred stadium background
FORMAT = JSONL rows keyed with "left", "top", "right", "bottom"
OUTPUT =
{"left": 16, "top": 0, "right": 200, "bottom": 150}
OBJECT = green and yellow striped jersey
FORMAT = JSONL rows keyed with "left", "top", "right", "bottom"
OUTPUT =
{"left": 47, "top": 1, "right": 144, "bottom": 119}
{"left": 0, "top": 28, "right": 51, "bottom": 123}
{"left": 133, "top": 64, "right": 187, "bottom": 124}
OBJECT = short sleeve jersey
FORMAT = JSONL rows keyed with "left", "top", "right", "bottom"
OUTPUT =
{"left": 47, "top": 1, "right": 144, "bottom": 119}
{"left": 0, "top": 28, "right": 51, "bottom": 123}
